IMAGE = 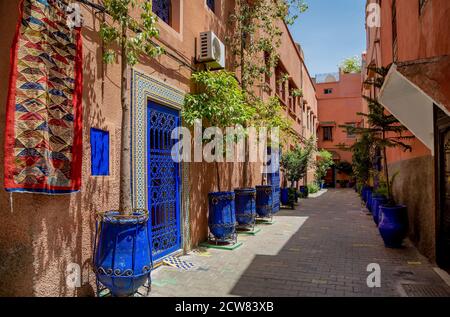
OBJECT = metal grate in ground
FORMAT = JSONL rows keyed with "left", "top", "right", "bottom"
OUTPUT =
{"left": 401, "top": 284, "right": 450, "bottom": 297}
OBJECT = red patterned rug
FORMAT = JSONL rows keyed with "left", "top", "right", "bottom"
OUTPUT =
{"left": 4, "top": 0, "right": 83, "bottom": 194}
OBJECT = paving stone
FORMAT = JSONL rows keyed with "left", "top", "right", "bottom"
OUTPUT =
{"left": 148, "top": 189, "right": 450, "bottom": 297}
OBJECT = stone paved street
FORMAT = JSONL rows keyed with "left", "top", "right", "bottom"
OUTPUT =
{"left": 148, "top": 189, "right": 450, "bottom": 297}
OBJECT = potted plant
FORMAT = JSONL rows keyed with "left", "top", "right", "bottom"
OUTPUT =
{"left": 378, "top": 173, "right": 408, "bottom": 248}
{"left": 315, "top": 150, "right": 334, "bottom": 190}
{"left": 93, "top": 0, "right": 162, "bottom": 297}
{"left": 183, "top": 71, "right": 252, "bottom": 242}
{"left": 342, "top": 65, "right": 414, "bottom": 248}
{"left": 371, "top": 182, "right": 388, "bottom": 225}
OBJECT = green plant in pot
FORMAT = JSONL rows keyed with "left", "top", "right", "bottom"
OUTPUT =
{"left": 342, "top": 65, "right": 414, "bottom": 248}
{"left": 315, "top": 149, "right": 334, "bottom": 189}
{"left": 226, "top": 0, "right": 308, "bottom": 189}
{"left": 280, "top": 137, "right": 316, "bottom": 203}
{"left": 94, "top": 0, "right": 163, "bottom": 297}
{"left": 183, "top": 71, "right": 253, "bottom": 242}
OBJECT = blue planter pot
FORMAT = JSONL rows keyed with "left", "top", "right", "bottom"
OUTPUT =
{"left": 366, "top": 190, "right": 373, "bottom": 212}
{"left": 256, "top": 185, "right": 274, "bottom": 217}
{"left": 208, "top": 192, "right": 236, "bottom": 241}
{"left": 280, "top": 188, "right": 289, "bottom": 206}
{"left": 371, "top": 195, "right": 387, "bottom": 225}
{"left": 300, "top": 186, "right": 309, "bottom": 198}
{"left": 378, "top": 205, "right": 408, "bottom": 248}
{"left": 361, "top": 186, "right": 371, "bottom": 202}
{"left": 234, "top": 188, "right": 256, "bottom": 226}
{"left": 94, "top": 210, "right": 152, "bottom": 297}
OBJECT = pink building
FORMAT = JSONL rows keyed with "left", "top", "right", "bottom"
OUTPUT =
{"left": 315, "top": 70, "right": 364, "bottom": 187}
{"left": 365, "top": 0, "right": 450, "bottom": 269}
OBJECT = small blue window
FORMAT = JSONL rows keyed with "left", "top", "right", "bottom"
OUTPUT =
{"left": 90, "top": 128, "right": 110, "bottom": 176}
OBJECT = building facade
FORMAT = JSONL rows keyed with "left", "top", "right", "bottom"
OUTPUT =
{"left": 316, "top": 70, "right": 364, "bottom": 187}
{"left": 0, "top": 0, "right": 317, "bottom": 296}
{"left": 364, "top": 0, "right": 450, "bottom": 269}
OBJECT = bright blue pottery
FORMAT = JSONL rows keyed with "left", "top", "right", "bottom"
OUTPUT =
{"left": 234, "top": 188, "right": 256, "bottom": 226}
{"left": 378, "top": 205, "right": 408, "bottom": 248}
{"left": 361, "top": 186, "right": 370, "bottom": 202}
{"left": 366, "top": 190, "right": 373, "bottom": 212}
{"left": 371, "top": 195, "right": 387, "bottom": 225}
{"left": 94, "top": 210, "right": 152, "bottom": 297}
{"left": 208, "top": 192, "right": 236, "bottom": 241}
{"left": 256, "top": 185, "right": 274, "bottom": 217}
{"left": 280, "top": 188, "right": 290, "bottom": 206}
{"left": 300, "top": 186, "right": 308, "bottom": 198}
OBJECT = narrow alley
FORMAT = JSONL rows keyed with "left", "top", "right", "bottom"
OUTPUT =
{"left": 149, "top": 190, "right": 450, "bottom": 297}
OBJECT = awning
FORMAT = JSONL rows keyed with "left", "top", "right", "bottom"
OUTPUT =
{"left": 378, "top": 56, "right": 450, "bottom": 153}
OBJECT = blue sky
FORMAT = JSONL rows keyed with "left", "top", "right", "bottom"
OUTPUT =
{"left": 288, "top": 0, "right": 366, "bottom": 77}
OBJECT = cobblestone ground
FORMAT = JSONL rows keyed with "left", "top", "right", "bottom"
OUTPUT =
{"left": 148, "top": 189, "right": 450, "bottom": 297}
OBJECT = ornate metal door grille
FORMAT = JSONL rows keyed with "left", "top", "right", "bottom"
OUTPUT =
{"left": 152, "top": 0, "right": 171, "bottom": 25}
{"left": 147, "top": 101, "right": 181, "bottom": 261}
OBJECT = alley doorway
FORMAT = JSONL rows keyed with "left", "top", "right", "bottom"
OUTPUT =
{"left": 147, "top": 101, "right": 182, "bottom": 262}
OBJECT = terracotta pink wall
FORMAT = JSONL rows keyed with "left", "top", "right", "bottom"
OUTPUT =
{"left": 364, "top": 0, "right": 450, "bottom": 261}
{"left": 0, "top": 0, "right": 313, "bottom": 296}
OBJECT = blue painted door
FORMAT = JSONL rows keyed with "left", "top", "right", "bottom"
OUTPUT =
{"left": 147, "top": 101, "right": 181, "bottom": 261}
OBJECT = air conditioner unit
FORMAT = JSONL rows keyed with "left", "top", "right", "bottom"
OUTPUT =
{"left": 197, "top": 31, "right": 226, "bottom": 69}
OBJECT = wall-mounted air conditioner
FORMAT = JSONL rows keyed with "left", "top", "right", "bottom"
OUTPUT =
{"left": 197, "top": 31, "right": 225, "bottom": 69}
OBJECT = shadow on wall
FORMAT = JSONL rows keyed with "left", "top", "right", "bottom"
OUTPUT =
{"left": 189, "top": 159, "right": 262, "bottom": 248}
{"left": 388, "top": 156, "right": 436, "bottom": 262}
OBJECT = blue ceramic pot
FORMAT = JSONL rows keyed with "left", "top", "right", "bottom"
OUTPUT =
{"left": 208, "top": 192, "right": 236, "bottom": 241}
{"left": 378, "top": 205, "right": 408, "bottom": 248}
{"left": 280, "top": 188, "right": 290, "bottom": 206}
{"left": 300, "top": 186, "right": 309, "bottom": 198}
{"left": 371, "top": 195, "right": 387, "bottom": 225}
{"left": 366, "top": 189, "right": 373, "bottom": 212}
{"left": 234, "top": 188, "right": 256, "bottom": 226}
{"left": 256, "top": 185, "right": 274, "bottom": 217}
{"left": 94, "top": 210, "right": 152, "bottom": 297}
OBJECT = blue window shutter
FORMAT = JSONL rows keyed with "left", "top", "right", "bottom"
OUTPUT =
{"left": 90, "top": 128, "right": 110, "bottom": 176}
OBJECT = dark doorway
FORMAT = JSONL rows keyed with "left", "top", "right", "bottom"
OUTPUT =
{"left": 435, "top": 105, "right": 450, "bottom": 272}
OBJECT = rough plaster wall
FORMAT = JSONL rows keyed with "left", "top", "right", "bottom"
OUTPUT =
{"left": 0, "top": 0, "right": 271, "bottom": 296}
{"left": 389, "top": 155, "right": 436, "bottom": 262}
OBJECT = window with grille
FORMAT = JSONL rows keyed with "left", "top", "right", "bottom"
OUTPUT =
{"left": 324, "top": 88, "right": 333, "bottom": 95}
{"left": 346, "top": 123, "right": 356, "bottom": 138}
{"left": 207, "top": 0, "right": 215, "bottom": 13}
{"left": 323, "top": 126, "right": 333, "bottom": 141}
{"left": 153, "top": 0, "right": 171, "bottom": 25}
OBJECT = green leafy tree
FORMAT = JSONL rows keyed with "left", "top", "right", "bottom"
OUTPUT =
{"left": 339, "top": 56, "right": 362, "bottom": 74}
{"left": 183, "top": 71, "right": 253, "bottom": 192}
{"left": 341, "top": 65, "right": 414, "bottom": 202}
{"left": 315, "top": 150, "right": 334, "bottom": 185}
{"left": 350, "top": 132, "right": 375, "bottom": 188}
{"left": 100, "top": 0, "right": 163, "bottom": 214}
{"left": 227, "top": 0, "right": 308, "bottom": 186}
